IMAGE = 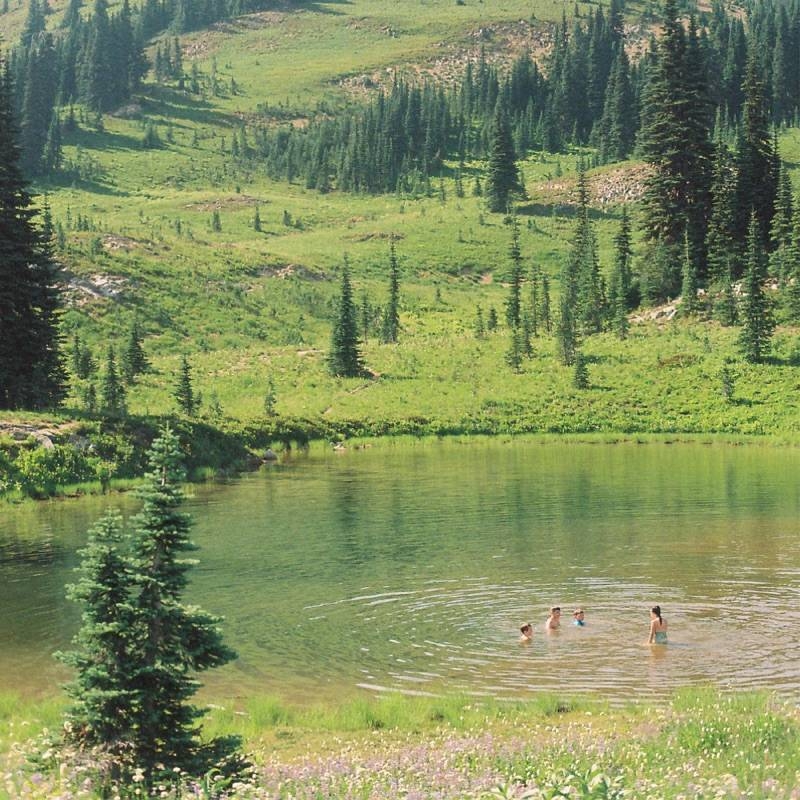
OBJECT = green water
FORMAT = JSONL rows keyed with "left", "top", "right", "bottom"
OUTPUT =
{"left": 3, "top": 440, "right": 800, "bottom": 703}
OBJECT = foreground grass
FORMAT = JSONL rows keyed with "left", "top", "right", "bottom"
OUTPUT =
{"left": 3, "top": 689, "right": 800, "bottom": 798}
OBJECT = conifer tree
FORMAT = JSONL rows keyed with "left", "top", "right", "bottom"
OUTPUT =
{"left": 608, "top": 212, "right": 632, "bottom": 339}
{"left": 126, "top": 427, "right": 240, "bottom": 780}
{"left": 504, "top": 217, "right": 523, "bottom": 329}
{"left": 540, "top": 274, "right": 552, "bottom": 334}
{"left": 736, "top": 54, "right": 777, "bottom": 250}
{"left": 639, "top": 1, "right": 712, "bottom": 297}
{"left": 769, "top": 163, "right": 794, "bottom": 280}
{"left": 174, "top": 354, "right": 195, "bottom": 416}
{"left": 100, "top": 345, "right": 125, "bottom": 415}
{"left": 474, "top": 305, "right": 486, "bottom": 339}
{"left": 57, "top": 511, "right": 137, "bottom": 753}
{"left": 706, "top": 136, "right": 739, "bottom": 282}
{"left": 505, "top": 327, "right": 523, "bottom": 372}
{"left": 487, "top": 306, "right": 498, "bottom": 332}
{"left": 122, "top": 320, "right": 149, "bottom": 383}
{"left": 681, "top": 231, "right": 699, "bottom": 315}
{"left": 328, "top": 260, "right": 364, "bottom": 377}
{"left": 0, "top": 59, "right": 65, "bottom": 409}
{"left": 485, "top": 103, "right": 522, "bottom": 213}
{"left": 715, "top": 260, "right": 738, "bottom": 326}
{"left": 380, "top": 240, "right": 401, "bottom": 344}
{"left": 739, "top": 214, "right": 774, "bottom": 363}
{"left": 572, "top": 350, "right": 589, "bottom": 389}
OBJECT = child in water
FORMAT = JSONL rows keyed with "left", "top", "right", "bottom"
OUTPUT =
{"left": 519, "top": 623, "right": 533, "bottom": 643}
{"left": 648, "top": 605, "right": 668, "bottom": 644}
{"left": 573, "top": 608, "right": 586, "bottom": 626}
{"left": 544, "top": 607, "right": 561, "bottom": 632}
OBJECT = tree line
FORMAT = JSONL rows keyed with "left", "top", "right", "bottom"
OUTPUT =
{"left": 231, "top": 0, "right": 800, "bottom": 198}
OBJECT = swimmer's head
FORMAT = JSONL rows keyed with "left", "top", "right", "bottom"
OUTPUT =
{"left": 520, "top": 623, "right": 532, "bottom": 635}
{"left": 650, "top": 605, "right": 662, "bottom": 621}
{"left": 573, "top": 608, "right": 585, "bottom": 619}
{"left": 549, "top": 606, "right": 561, "bottom": 616}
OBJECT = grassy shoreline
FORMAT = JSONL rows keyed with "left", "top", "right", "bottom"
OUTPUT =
{"left": 3, "top": 689, "right": 800, "bottom": 798}
{"left": 4, "top": 419, "right": 800, "bottom": 505}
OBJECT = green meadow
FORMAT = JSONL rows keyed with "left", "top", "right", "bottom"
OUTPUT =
{"left": 4, "top": 689, "right": 800, "bottom": 798}
{"left": 2, "top": 0, "right": 800, "bottom": 467}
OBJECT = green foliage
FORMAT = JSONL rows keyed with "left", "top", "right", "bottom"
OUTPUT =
{"left": 174, "top": 354, "right": 196, "bottom": 416}
{"left": 328, "top": 261, "right": 364, "bottom": 377}
{"left": 13, "top": 444, "right": 100, "bottom": 497}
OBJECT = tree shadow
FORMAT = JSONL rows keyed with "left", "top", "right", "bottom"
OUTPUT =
{"left": 140, "top": 88, "right": 240, "bottom": 129}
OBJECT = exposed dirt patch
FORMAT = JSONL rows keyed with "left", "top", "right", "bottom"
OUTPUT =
{"left": 346, "top": 231, "right": 401, "bottom": 243}
{"left": 531, "top": 163, "right": 653, "bottom": 207}
{"left": 339, "top": 19, "right": 653, "bottom": 99}
{"left": 102, "top": 234, "right": 141, "bottom": 252}
{"left": 183, "top": 7, "right": 293, "bottom": 59}
{"left": 61, "top": 271, "right": 128, "bottom": 306}
{"left": 259, "top": 264, "right": 326, "bottom": 280}
{"left": 480, "top": 272, "right": 493, "bottom": 285}
{"left": 187, "top": 195, "right": 261, "bottom": 211}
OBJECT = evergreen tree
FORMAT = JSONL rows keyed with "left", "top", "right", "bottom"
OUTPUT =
{"left": 714, "top": 259, "right": 738, "bottom": 326}
{"left": 572, "top": 349, "right": 590, "bottom": 389}
{"left": 486, "top": 306, "right": 498, "bottom": 332}
{"left": 57, "top": 511, "right": 137, "bottom": 754}
{"left": 380, "top": 240, "right": 401, "bottom": 344}
{"left": 639, "top": 2, "right": 712, "bottom": 297}
{"left": 174, "top": 354, "right": 195, "bottom": 416}
{"left": 769, "top": 163, "right": 794, "bottom": 280}
{"left": 328, "top": 260, "right": 364, "bottom": 377}
{"left": 504, "top": 217, "right": 523, "bottom": 329}
{"left": 126, "top": 427, "right": 240, "bottom": 781}
{"left": 505, "top": 327, "right": 523, "bottom": 372}
{"left": 485, "top": 103, "right": 522, "bottom": 213}
{"left": 706, "top": 135, "right": 739, "bottom": 282}
{"left": 0, "top": 60, "right": 66, "bottom": 409}
{"left": 540, "top": 273, "right": 552, "bottom": 333}
{"left": 263, "top": 376, "right": 276, "bottom": 416}
{"left": 122, "top": 320, "right": 149, "bottom": 383}
{"left": 474, "top": 305, "right": 486, "bottom": 339}
{"left": 100, "top": 345, "right": 125, "bottom": 415}
{"left": 253, "top": 205, "right": 261, "bottom": 232}
{"left": 736, "top": 53, "right": 777, "bottom": 250}
{"left": 681, "top": 231, "right": 699, "bottom": 314}
{"left": 739, "top": 214, "right": 774, "bottom": 363}
{"left": 608, "top": 210, "right": 632, "bottom": 339}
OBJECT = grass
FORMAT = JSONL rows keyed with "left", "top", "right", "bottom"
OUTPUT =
{"left": 4, "top": 689, "right": 800, "bottom": 798}
{"left": 0, "top": 4, "right": 799, "bottom": 483}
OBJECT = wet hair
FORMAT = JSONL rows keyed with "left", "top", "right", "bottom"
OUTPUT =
{"left": 550, "top": 606, "right": 561, "bottom": 614}
{"left": 651, "top": 605, "right": 662, "bottom": 622}
{"left": 520, "top": 623, "right": 532, "bottom": 634}
{"left": 573, "top": 608, "right": 584, "bottom": 616}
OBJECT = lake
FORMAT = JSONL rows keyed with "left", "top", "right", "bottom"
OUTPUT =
{"left": 3, "top": 439, "right": 800, "bottom": 704}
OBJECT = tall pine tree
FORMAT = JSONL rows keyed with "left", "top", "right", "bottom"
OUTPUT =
{"left": 328, "top": 259, "right": 364, "bottom": 377}
{"left": 0, "top": 60, "right": 65, "bottom": 409}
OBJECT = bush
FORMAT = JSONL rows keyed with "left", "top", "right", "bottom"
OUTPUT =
{"left": 15, "top": 445, "right": 101, "bottom": 497}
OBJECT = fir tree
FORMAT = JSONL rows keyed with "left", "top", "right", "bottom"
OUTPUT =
{"left": 715, "top": 259, "right": 738, "bottom": 326}
{"left": 380, "top": 240, "right": 401, "bottom": 344}
{"left": 504, "top": 217, "right": 523, "bottom": 329}
{"left": 487, "top": 306, "right": 498, "bottom": 331}
{"left": 122, "top": 320, "right": 149, "bottom": 383}
{"left": 125, "top": 427, "right": 240, "bottom": 781}
{"left": 174, "top": 354, "right": 195, "bottom": 416}
{"left": 505, "top": 327, "right": 523, "bottom": 372}
{"left": 706, "top": 135, "right": 739, "bottom": 283}
{"left": 100, "top": 345, "right": 125, "bottom": 415}
{"left": 328, "top": 260, "right": 364, "bottom": 377}
{"left": 639, "top": 1, "right": 712, "bottom": 297}
{"left": 263, "top": 376, "right": 276, "bottom": 416}
{"left": 681, "top": 231, "right": 699, "bottom": 315}
{"left": 485, "top": 103, "right": 522, "bottom": 213}
{"left": 540, "top": 273, "right": 552, "bottom": 334}
{"left": 474, "top": 305, "right": 486, "bottom": 339}
{"left": 739, "top": 214, "right": 774, "bottom": 363}
{"left": 253, "top": 205, "right": 261, "bottom": 232}
{"left": 0, "top": 61, "right": 66, "bottom": 409}
{"left": 572, "top": 349, "right": 590, "bottom": 389}
{"left": 57, "top": 511, "right": 137, "bottom": 754}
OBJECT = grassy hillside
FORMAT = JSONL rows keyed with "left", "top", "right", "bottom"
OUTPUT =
{"left": 3, "top": 0, "right": 800, "bottom": 459}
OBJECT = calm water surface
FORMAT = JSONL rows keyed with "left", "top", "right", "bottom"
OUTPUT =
{"left": 3, "top": 440, "right": 800, "bottom": 704}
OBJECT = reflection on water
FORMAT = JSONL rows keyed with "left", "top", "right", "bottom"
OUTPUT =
{"left": 3, "top": 441, "right": 800, "bottom": 703}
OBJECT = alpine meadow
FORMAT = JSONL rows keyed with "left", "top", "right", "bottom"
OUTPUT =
{"left": 4, "top": 0, "right": 800, "bottom": 796}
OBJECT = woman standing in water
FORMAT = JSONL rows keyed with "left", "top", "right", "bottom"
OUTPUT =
{"left": 647, "top": 605, "right": 668, "bottom": 644}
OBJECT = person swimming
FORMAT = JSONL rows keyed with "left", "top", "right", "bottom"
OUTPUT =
{"left": 519, "top": 623, "right": 533, "bottom": 643}
{"left": 544, "top": 606, "right": 561, "bottom": 632}
{"left": 648, "top": 605, "right": 668, "bottom": 644}
{"left": 573, "top": 608, "right": 586, "bottom": 626}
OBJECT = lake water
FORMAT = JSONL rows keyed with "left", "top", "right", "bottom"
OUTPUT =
{"left": 3, "top": 440, "right": 800, "bottom": 704}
